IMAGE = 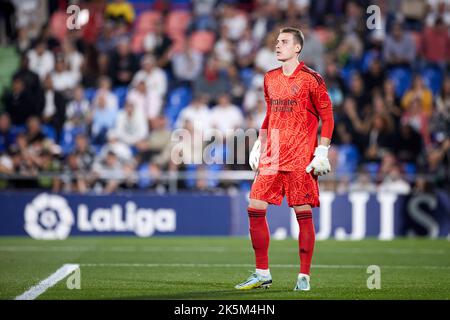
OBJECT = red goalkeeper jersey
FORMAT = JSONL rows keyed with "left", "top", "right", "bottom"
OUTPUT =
{"left": 259, "top": 61, "right": 334, "bottom": 172}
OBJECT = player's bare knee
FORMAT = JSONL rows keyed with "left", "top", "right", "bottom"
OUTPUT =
{"left": 293, "top": 204, "right": 312, "bottom": 212}
{"left": 249, "top": 199, "right": 268, "bottom": 210}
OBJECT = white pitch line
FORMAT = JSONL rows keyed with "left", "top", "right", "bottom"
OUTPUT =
{"left": 15, "top": 264, "right": 79, "bottom": 300}
{"left": 0, "top": 246, "right": 447, "bottom": 255}
{"left": 79, "top": 263, "right": 450, "bottom": 270}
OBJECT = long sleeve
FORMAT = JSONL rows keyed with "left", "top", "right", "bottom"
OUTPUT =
{"left": 310, "top": 78, "right": 334, "bottom": 140}
{"left": 260, "top": 74, "right": 270, "bottom": 131}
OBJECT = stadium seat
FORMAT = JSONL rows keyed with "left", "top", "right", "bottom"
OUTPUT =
{"left": 137, "top": 162, "right": 153, "bottom": 189}
{"left": 189, "top": 30, "right": 215, "bottom": 53}
{"left": 134, "top": 10, "right": 162, "bottom": 33}
{"left": 421, "top": 65, "right": 443, "bottom": 96}
{"left": 131, "top": 32, "right": 146, "bottom": 54}
{"left": 49, "top": 11, "right": 68, "bottom": 42}
{"left": 164, "top": 86, "right": 192, "bottom": 128}
{"left": 41, "top": 125, "right": 57, "bottom": 142}
{"left": 129, "top": 0, "right": 156, "bottom": 15}
{"left": 113, "top": 86, "right": 129, "bottom": 109}
{"left": 59, "top": 126, "right": 85, "bottom": 155}
{"left": 165, "top": 10, "right": 192, "bottom": 38}
{"left": 360, "top": 50, "right": 380, "bottom": 73}
{"left": 239, "top": 68, "right": 254, "bottom": 89}
{"left": 84, "top": 87, "right": 97, "bottom": 102}
{"left": 340, "top": 65, "right": 357, "bottom": 89}
{"left": 170, "top": 0, "right": 191, "bottom": 10}
{"left": 388, "top": 67, "right": 412, "bottom": 98}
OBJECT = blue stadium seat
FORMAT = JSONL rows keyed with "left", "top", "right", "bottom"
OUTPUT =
{"left": 363, "top": 162, "right": 380, "bottom": 180}
{"left": 360, "top": 50, "right": 379, "bottom": 73}
{"left": 113, "top": 86, "right": 129, "bottom": 109}
{"left": 10, "top": 125, "right": 26, "bottom": 136}
{"left": 59, "top": 126, "right": 85, "bottom": 155}
{"left": 165, "top": 86, "right": 192, "bottom": 128}
{"left": 340, "top": 66, "right": 357, "bottom": 89}
{"left": 240, "top": 68, "right": 254, "bottom": 89}
{"left": 84, "top": 87, "right": 97, "bottom": 102}
{"left": 41, "top": 125, "right": 57, "bottom": 142}
{"left": 421, "top": 66, "right": 443, "bottom": 96}
{"left": 137, "top": 162, "right": 153, "bottom": 189}
{"left": 388, "top": 68, "right": 412, "bottom": 98}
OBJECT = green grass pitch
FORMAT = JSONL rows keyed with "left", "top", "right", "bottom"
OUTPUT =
{"left": 0, "top": 237, "right": 449, "bottom": 300}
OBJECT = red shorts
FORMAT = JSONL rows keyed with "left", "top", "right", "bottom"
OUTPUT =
{"left": 249, "top": 168, "right": 320, "bottom": 208}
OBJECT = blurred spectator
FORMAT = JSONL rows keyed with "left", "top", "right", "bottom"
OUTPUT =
{"left": 131, "top": 54, "right": 167, "bottom": 101}
{"left": 421, "top": 18, "right": 450, "bottom": 70}
{"left": 27, "top": 40, "right": 55, "bottom": 80}
{"left": 348, "top": 72, "right": 371, "bottom": 118}
{"left": 96, "top": 21, "right": 121, "bottom": 54}
{"left": 430, "top": 76, "right": 450, "bottom": 143}
{"left": 50, "top": 55, "right": 78, "bottom": 94}
{"left": 363, "top": 114, "right": 396, "bottom": 162}
{"left": 420, "top": 17, "right": 450, "bottom": 68}
{"left": 255, "top": 32, "right": 280, "bottom": 72}
{"left": 235, "top": 27, "right": 258, "bottom": 69}
{"left": 80, "top": 44, "right": 102, "bottom": 88}
{"left": 401, "top": 97, "right": 431, "bottom": 147}
{"left": 94, "top": 76, "right": 119, "bottom": 111}
{"left": 383, "top": 21, "right": 416, "bottom": 69}
{"left": 220, "top": 3, "right": 248, "bottom": 41}
{"left": 36, "top": 149, "right": 61, "bottom": 192}
{"left": 3, "top": 76, "right": 39, "bottom": 125}
{"left": 425, "top": 0, "right": 450, "bottom": 26}
{"left": 194, "top": 56, "right": 231, "bottom": 103}
{"left": 73, "top": 134, "right": 95, "bottom": 172}
{"left": 349, "top": 169, "right": 377, "bottom": 193}
{"left": 227, "top": 65, "right": 246, "bottom": 106}
{"left": 378, "top": 165, "right": 411, "bottom": 194}
{"left": 61, "top": 38, "right": 84, "bottom": 82}
{"left": 401, "top": 75, "right": 433, "bottom": 117}
{"left": 396, "top": 123, "right": 424, "bottom": 164}
{"left": 108, "top": 38, "right": 139, "bottom": 87}
{"left": 113, "top": 101, "right": 148, "bottom": 147}
{"left": 105, "top": 0, "right": 135, "bottom": 25}
{"left": 175, "top": 95, "right": 212, "bottom": 133}
{"left": 65, "top": 85, "right": 90, "bottom": 131}
{"left": 210, "top": 94, "right": 244, "bottom": 136}
{"left": 92, "top": 150, "right": 134, "bottom": 194}
{"left": 171, "top": 41, "right": 204, "bottom": 87}
{"left": 0, "top": 113, "right": 14, "bottom": 153}
{"left": 12, "top": 54, "right": 42, "bottom": 96}
{"left": 243, "top": 72, "right": 264, "bottom": 112}
{"left": 61, "top": 153, "right": 90, "bottom": 193}
{"left": 363, "top": 59, "right": 386, "bottom": 95}
{"left": 214, "top": 26, "right": 236, "bottom": 65}
{"left": 143, "top": 22, "right": 173, "bottom": 70}
{"left": 135, "top": 115, "right": 173, "bottom": 169}
{"left": 324, "top": 59, "right": 345, "bottom": 107}
{"left": 90, "top": 91, "right": 118, "bottom": 145}
{"left": 126, "top": 80, "right": 162, "bottom": 124}
{"left": 41, "top": 75, "right": 66, "bottom": 140}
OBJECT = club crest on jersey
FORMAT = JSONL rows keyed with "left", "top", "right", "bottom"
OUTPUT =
{"left": 291, "top": 84, "right": 300, "bottom": 95}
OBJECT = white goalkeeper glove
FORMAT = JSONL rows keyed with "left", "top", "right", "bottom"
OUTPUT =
{"left": 249, "top": 139, "right": 261, "bottom": 171}
{"left": 306, "top": 145, "right": 331, "bottom": 176}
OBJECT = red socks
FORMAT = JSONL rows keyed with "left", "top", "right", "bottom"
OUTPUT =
{"left": 247, "top": 207, "right": 315, "bottom": 275}
{"left": 247, "top": 207, "right": 270, "bottom": 269}
{"left": 295, "top": 209, "right": 315, "bottom": 275}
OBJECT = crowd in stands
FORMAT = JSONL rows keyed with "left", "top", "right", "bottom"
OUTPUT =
{"left": 0, "top": 0, "right": 449, "bottom": 194}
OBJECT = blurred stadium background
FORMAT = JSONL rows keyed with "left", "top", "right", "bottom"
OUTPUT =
{"left": 0, "top": 0, "right": 449, "bottom": 300}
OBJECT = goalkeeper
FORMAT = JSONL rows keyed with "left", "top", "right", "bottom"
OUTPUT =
{"left": 235, "top": 27, "right": 334, "bottom": 292}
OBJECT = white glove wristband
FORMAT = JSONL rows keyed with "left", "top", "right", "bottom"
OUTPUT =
{"left": 314, "top": 145, "right": 329, "bottom": 158}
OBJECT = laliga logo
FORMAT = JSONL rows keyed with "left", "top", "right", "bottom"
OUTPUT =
{"left": 24, "top": 193, "right": 74, "bottom": 240}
